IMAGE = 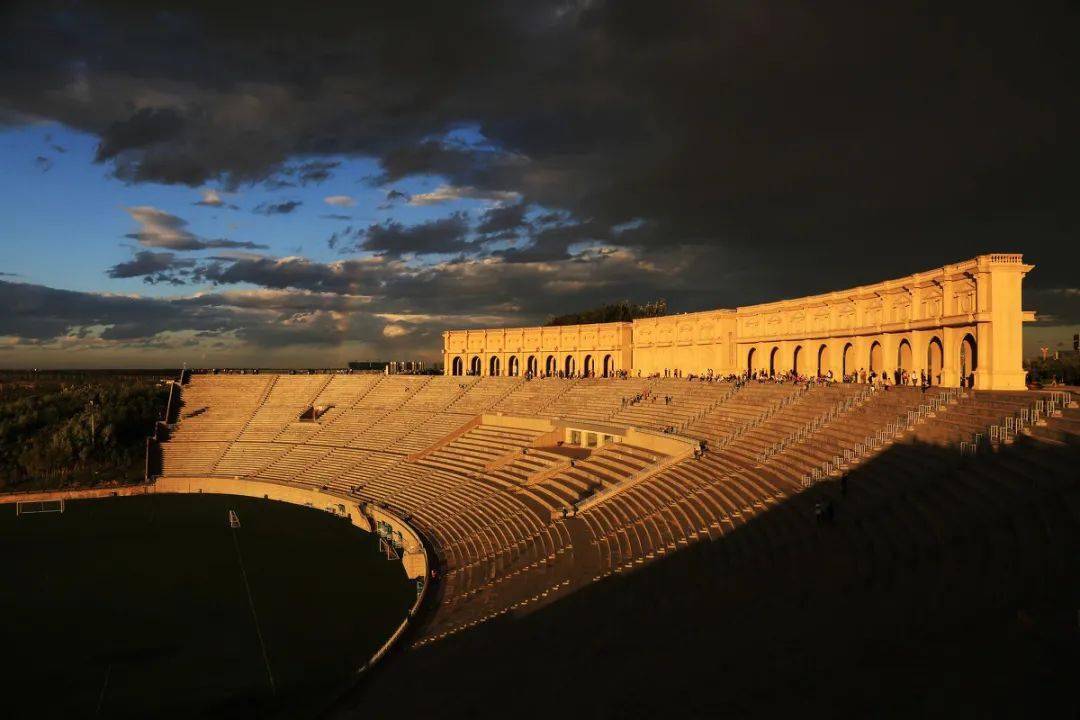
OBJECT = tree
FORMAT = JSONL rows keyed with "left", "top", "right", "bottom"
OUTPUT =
{"left": 545, "top": 299, "right": 668, "bottom": 326}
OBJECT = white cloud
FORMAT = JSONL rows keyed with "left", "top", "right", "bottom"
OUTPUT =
{"left": 123, "top": 206, "right": 265, "bottom": 251}
{"left": 125, "top": 206, "right": 201, "bottom": 249}
{"left": 382, "top": 323, "right": 411, "bottom": 338}
{"left": 324, "top": 195, "right": 356, "bottom": 207}
{"left": 409, "top": 185, "right": 521, "bottom": 206}
{"left": 197, "top": 189, "right": 225, "bottom": 207}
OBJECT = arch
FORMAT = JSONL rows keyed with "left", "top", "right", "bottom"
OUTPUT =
{"left": 545, "top": 355, "right": 557, "bottom": 376}
{"left": 470, "top": 356, "right": 481, "bottom": 376}
{"left": 792, "top": 345, "right": 804, "bottom": 376}
{"left": 451, "top": 357, "right": 463, "bottom": 376}
{"left": 602, "top": 354, "right": 614, "bottom": 378}
{"left": 508, "top": 356, "right": 520, "bottom": 377}
{"left": 897, "top": 339, "right": 913, "bottom": 373}
{"left": 927, "top": 336, "right": 943, "bottom": 384}
{"left": 489, "top": 356, "right": 501, "bottom": 376}
{"left": 817, "top": 344, "right": 830, "bottom": 377}
{"left": 583, "top": 354, "right": 595, "bottom": 377}
{"left": 869, "top": 341, "right": 883, "bottom": 374}
{"left": 768, "top": 347, "right": 779, "bottom": 376}
{"left": 564, "top": 355, "right": 576, "bottom": 377}
{"left": 842, "top": 343, "right": 854, "bottom": 377}
{"left": 527, "top": 355, "right": 538, "bottom": 377}
{"left": 959, "top": 333, "right": 977, "bottom": 387}
{"left": 747, "top": 347, "right": 757, "bottom": 374}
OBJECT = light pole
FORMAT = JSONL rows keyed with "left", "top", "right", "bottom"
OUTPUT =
{"left": 88, "top": 399, "right": 95, "bottom": 446}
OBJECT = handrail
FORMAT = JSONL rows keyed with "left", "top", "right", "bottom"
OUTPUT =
{"left": 760, "top": 387, "right": 872, "bottom": 463}
{"left": 802, "top": 387, "right": 961, "bottom": 486}
{"left": 719, "top": 384, "right": 809, "bottom": 450}
{"left": 984, "top": 390, "right": 1069, "bottom": 450}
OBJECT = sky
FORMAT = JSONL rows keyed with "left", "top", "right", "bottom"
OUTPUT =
{"left": 0, "top": 1, "right": 1075, "bottom": 368}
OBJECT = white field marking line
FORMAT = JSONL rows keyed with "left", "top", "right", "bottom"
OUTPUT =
{"left": 94, "top": 664, "right": 111, "bottom": 717}
{"left": 231, "top": 527, "right": 277, "bottom": 696}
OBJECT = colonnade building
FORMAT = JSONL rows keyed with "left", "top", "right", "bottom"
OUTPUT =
{"left": 443, "top": 254, "right": 1035, "bottom": 391}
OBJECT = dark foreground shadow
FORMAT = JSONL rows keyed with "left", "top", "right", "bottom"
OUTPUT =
{"left": 343, "top": 436, "right": 1080, "bottom": 719}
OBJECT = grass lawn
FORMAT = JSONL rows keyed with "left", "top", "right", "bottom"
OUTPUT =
{"left": 0, "top": 493, "right": 415, "bottom": 719}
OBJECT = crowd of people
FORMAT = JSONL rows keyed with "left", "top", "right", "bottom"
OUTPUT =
{"left": 516, "top": 365, "right": 958, "bottom": 389}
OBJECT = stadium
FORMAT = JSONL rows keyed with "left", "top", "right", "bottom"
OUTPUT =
{"left": 5, "top": 255, "right": 1076, "bottom": 717}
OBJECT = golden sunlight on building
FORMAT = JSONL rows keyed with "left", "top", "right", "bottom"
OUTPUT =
{"left": 444, "top": 254, "right": 1036, "bottom": 390}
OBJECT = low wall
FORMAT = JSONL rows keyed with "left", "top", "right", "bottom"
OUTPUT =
{"left": 481, "top": 413, "right": 557, "bottom": 433}
{"left": 2, "top": 476, "right": 429, "bottom": 582}
{"left": 0, "top": 483, "right": 154, "bottom": 505}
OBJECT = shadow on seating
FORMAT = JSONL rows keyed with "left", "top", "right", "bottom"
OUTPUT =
{"left": 346, "top": 436, "right": 1080, "bottom": 719}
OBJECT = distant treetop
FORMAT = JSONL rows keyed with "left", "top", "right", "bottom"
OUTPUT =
{"left": 545, "top": 299, "right": 667, "bottom": 327}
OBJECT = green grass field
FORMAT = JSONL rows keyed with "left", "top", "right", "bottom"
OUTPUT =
{"left": 0, "top": 494, "right": 415, "bottom": 719}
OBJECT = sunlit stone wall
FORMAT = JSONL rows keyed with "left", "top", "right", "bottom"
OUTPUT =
{"left": 444, "top": 254, "right": 1035, "bottom": 390}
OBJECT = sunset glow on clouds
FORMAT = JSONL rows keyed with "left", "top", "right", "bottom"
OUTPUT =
{"left": 0, "top": 2, "right": 1074, "bottom": 367}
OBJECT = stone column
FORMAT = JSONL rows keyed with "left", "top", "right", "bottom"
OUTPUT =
{"left": 972, "top": 255, "right": 1032, "bottom": 390}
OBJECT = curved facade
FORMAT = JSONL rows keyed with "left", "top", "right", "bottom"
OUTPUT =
{"left": 444, "top": 254, "right": 1035, "bottom": 390}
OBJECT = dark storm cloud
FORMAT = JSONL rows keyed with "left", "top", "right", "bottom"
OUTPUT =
{"left": 196, "top": 256, "right": 384, "bottom": 295}
{"left": 263, "top": 160, "right": 342, "bottom": 189}
{"left": 477, "top": 202, "right": 529, "bottom": 236}
{"left": 1026, "top": 288, "right": 1080, "bottom": 327}
{"left": 377, "top": 188, "right": 411, "bottom": 210}
{"left": 0, "top": 279, "right": 240, "bottom": 341}
{"left": 107, "top": 250, "right": 196, "bottom": 284}
{"left": 0, "top": 0, "right": 1074, "bottom": 322}
{"left": 495, "top": 220, "right": 607, "bottom": 263}
{"left": 295, "top": 160, "right": 339, "bottom": 184}
{"left": 252, "top": 200, "right": 302, "bottom": 215}
{"left": 188, "top": 245, "right": 690, "bottom": 324}
{"left": 0, "top": 279, "right": 425, "bottom": 352}
{"left": 359, "top": 213, "right": 474, "bottom": 257}
{"left": 95, "top": 107, "right": 186, "bottom": 162}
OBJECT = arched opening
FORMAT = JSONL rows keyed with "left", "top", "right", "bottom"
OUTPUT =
{"left": 489, "top": 356, "right": 501, "bottom": 376}
{"left": 927, "top": 337, "right": 943, "bottom": 384}
{"left": 451, "top": 357, "right": 463, "bottom": 376}
{"left": 470, "top": 356, "right": 481, "bottom": 376}
{"left": 508, "top": 356, "right": 520, "bottom": 377}
{"left": 897, "top": 339, "right": 913, "bottom": 373}
{"left": 768, "top": 347, "right": 779, "bottom": 376}
{"left": 583, "top": 355, "right": 594, "bottom": 377}
{"left": 527, "top": 356, "right": 538, "bottom": 376}
{"left": 747, "top": 347, "right": 756, "bottom": 374}
{"left": 564, "top": 355, "right": 576, "bottom": 377}
{"left": 869, "top": 341, "right": 882, "bottom": 374}
{"left": 959, "top": 333, "right": 977, "bottom": 387}
{"left": 817, "top": 344, "right": 830, "bottom": 377}
{"left": 545, "top": 355, "right": 556, "bottom": 376}
{"left": 792, "top": 346, "right": 804, "bottom": 376}
{"left": 602, "top": 354, "right": 614, "bottom": 378}
{"left": 842, "top": 343, "right": 854, "bottom": 377}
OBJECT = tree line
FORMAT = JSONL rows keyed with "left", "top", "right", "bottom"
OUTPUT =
{"left": 545, "top": 299, "right": 668, "bottom": 327}
{"left": 1025, "top": 353, "right": 1080, "bottom": 387}
{"left": 0, "top": 376, "right": 169, "bottom": 491}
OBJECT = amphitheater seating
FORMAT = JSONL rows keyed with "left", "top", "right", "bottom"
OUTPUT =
{"left": 237, "top": 374, "right": 330, "bottom": 442}
{"left": 490, "top": 377, "right": 576, "bottom": 415}
{"left": 540, "top": 378, "right": 652, "bottom": 424}
{"left": 447, "top": 377, "right": 522, "bottom": 414}
{"left": 608, "top": 379, "right": 733, "bottom": 431}
{"left": 171, "top": 375, "right": 274, "bottom": 442}
{"left": 158, "top": 374, "right": 1079, "bottom": 647}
